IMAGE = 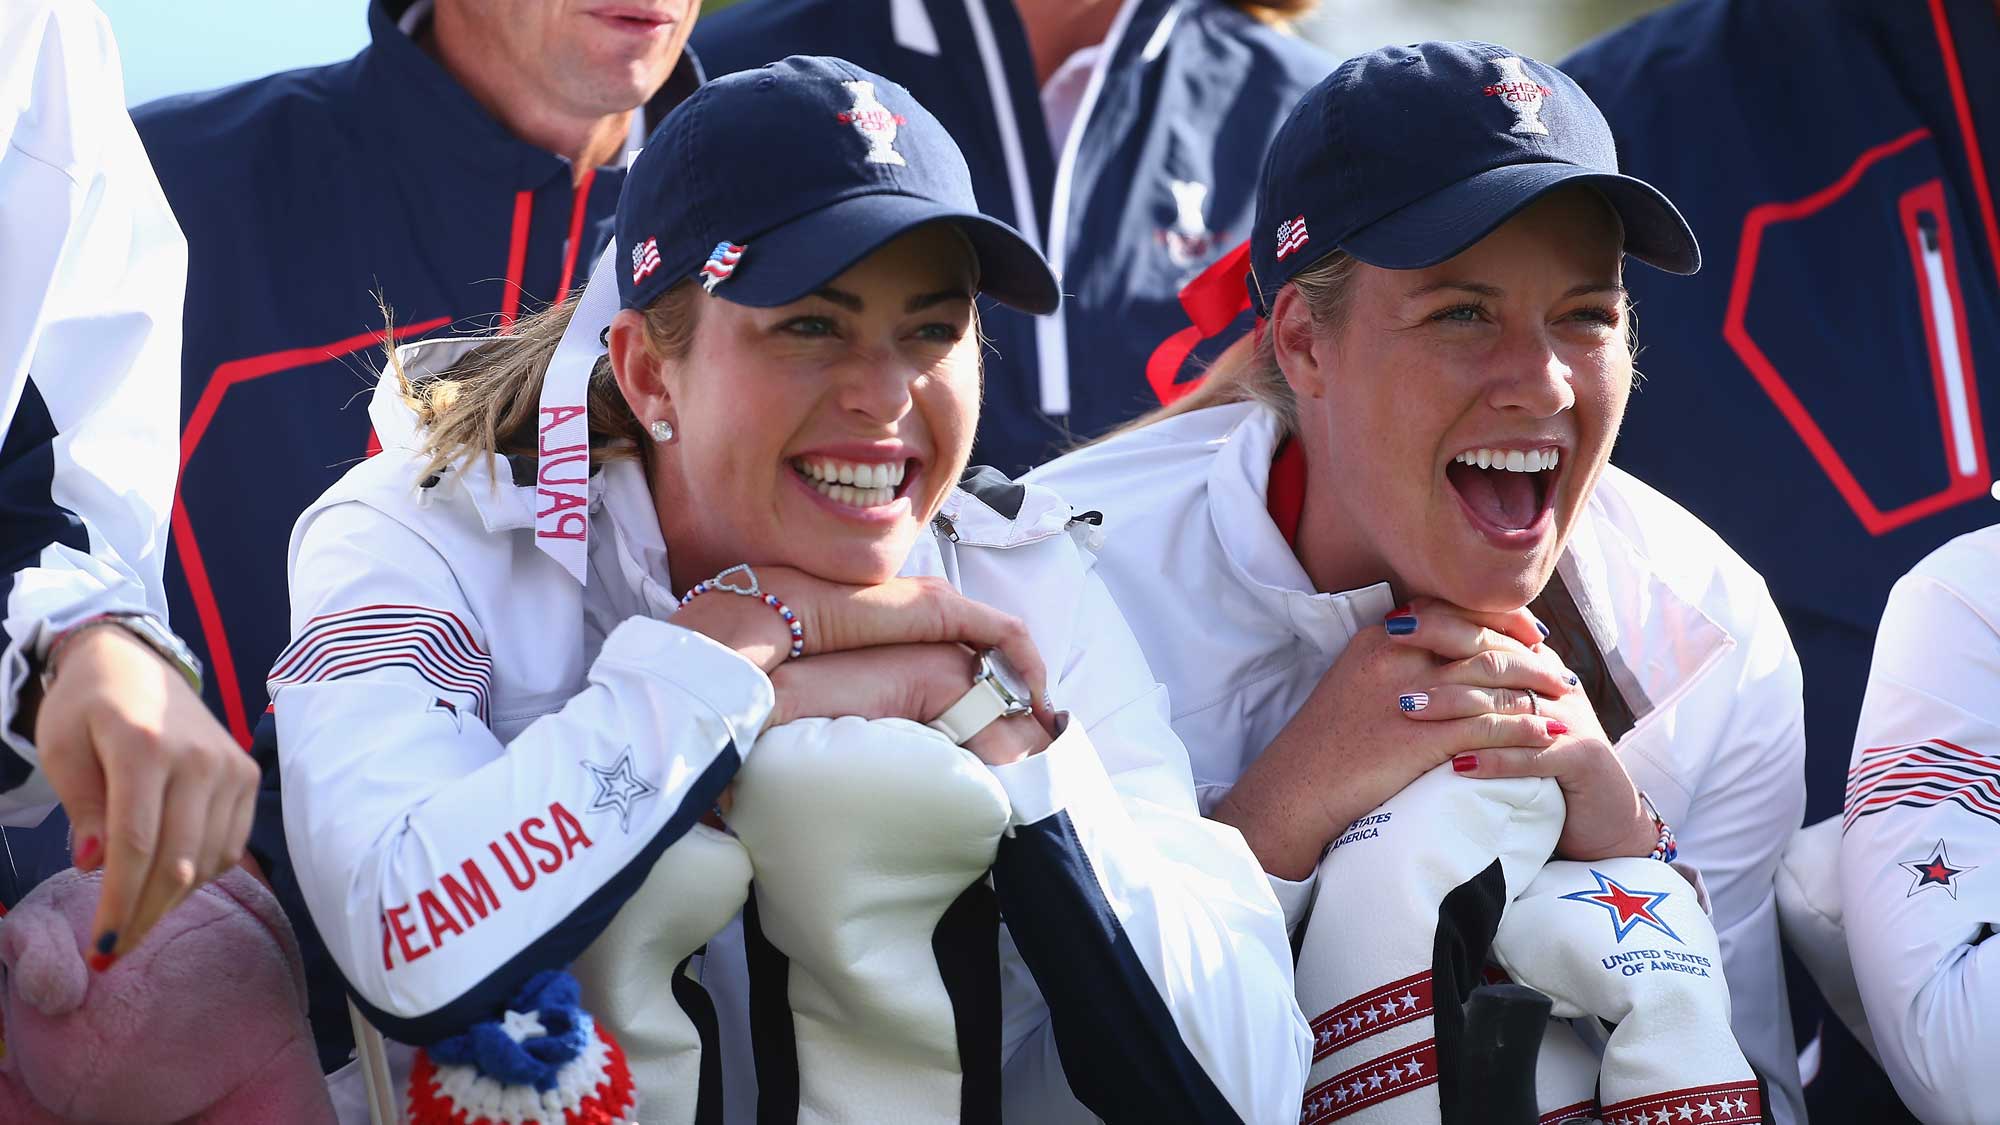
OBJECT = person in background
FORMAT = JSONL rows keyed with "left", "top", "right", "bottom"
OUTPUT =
{"left": 1033, "top": 41, "right": 1808, "bottom": 1123}
{"left": 133, "top": 0, "right": 702, "bottom": 750}
{"left": 1839, "top": 522, "right": 2000, "bottom": 1125}
{"left": 694, "top": 0, "right": 1332, "bottom": 475}
{"left": 2, "top": 0, "right": 256, "bottom": 965}
{"left": 1561, "top": 3, "right": 1999, "bottom": 1113}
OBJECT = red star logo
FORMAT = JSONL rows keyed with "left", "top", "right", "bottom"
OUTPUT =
{"left": 1559, "top": 869, "right": 1683, "bottom": 943}
{"left": 1900, "top": 840, "right": 1976, "bottom": 899}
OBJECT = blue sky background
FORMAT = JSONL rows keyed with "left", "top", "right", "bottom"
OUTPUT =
{"left": 101, "top": 1, "right": 370, "bottom": 107}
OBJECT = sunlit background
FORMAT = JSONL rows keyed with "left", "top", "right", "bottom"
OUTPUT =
{"left": 101, "top": 1, "right": 1673, "bottom": 108}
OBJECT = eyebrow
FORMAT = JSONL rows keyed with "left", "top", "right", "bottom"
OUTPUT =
{"left": 1403, "top": 281, "right": 1626, "bottom": 300}
{"left": 807, "top": 286, "right": 975, "bottom": 313}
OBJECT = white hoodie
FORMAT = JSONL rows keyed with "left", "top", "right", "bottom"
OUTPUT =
{"left": 1031, "top": 400, "right": 1810, "bottom": 1124}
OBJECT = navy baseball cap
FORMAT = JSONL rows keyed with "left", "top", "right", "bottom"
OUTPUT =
{"left": 1248, "top": 41, "right": 1699, "bottom": 316}
{"left": 614, "top": 56, "right": 1059, "bottom": 315}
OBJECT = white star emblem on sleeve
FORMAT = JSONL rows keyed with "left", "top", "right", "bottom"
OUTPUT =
{"left": 583, "top": 750, "right": 661, "bottom": 833}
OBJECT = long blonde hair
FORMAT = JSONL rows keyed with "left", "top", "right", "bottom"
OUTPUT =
{"left": 387, "top": 283, "right": 701, "bottom": 481}
{"left": 1112, "top": 249, "right": 1360, "bottom": 440}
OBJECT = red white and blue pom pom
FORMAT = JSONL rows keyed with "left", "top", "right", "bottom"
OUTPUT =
{"left": 407, "top": 970, "right": 635, "bottom": 1125}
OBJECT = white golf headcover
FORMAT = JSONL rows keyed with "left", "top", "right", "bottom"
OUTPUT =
{"left": 1531, "top": 1018, "right": 1602, "bottom": 1125}
{"left": 1296, "top": 764, "right": 1563, "bottom": 1124}
{"left": 727, "top": 716, "right": 1013, "bottom": 1125}
{"left": 570, "top": 822, "right": 754, "bottom": 1125}
{"left": 1491, "top": 859, "right": 1762, "bottom": 1125}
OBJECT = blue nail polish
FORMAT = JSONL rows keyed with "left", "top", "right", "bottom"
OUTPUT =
{"left": 1565, "top": 673, "right": 1579, "bottom": 686}
{"left": 1386, "top": 616, "right": 1418, "bottom": 636}
{"left": 1535, "top": 619, "right": 1550, "bottom": 638}
{"left": 95, "top": 930, "right": 117, "bottom": 955}
{"left": 1399, "top": 693, "right": 1429, "bottom": 713}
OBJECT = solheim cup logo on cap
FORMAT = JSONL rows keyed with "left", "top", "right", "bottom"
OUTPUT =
{"left": 631, "top": 237, "right": 661, "bottom": 285}
{"left": 836, "top": 80, "right": 909, "bottom": 166}
{"left": 1274, "top": 215, "right": 1311, "bottom": 261}
{"left": 700, "top": 242, "right": 746, "bottom": 293}
{"left": 1483, "top": 57, "right": 1554, "bottom": 136}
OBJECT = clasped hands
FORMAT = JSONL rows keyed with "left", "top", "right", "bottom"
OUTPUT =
{"left": 1217, "top": 598, "right": 1658, "bottom": 882}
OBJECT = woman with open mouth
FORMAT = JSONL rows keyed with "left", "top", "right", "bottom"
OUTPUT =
{"left": 1034, "top": 41, "right": 1808, "bottom": 1123}
{"left": 254, "top": 57, "right": 1307, "bottom": 1124}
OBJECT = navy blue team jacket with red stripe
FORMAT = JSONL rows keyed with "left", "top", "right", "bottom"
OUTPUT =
{"left": 694, "top": 0, "right": 1332, "bottom": 475}
{"left": 131, "top": 0, "right": 699, "bottom": 743}
{"left": 1561, "top": 0, "right": 2000, "bottom": 824}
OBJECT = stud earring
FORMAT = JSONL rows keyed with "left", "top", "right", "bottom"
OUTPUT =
{"left": 649, "top": 419, "right": 675, "bottom": 444}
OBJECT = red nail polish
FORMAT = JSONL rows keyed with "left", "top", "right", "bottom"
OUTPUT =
{"left": 88, "top": 951, "right": 116, "bottom": 973}
{"left": 1452, "top": 754, "right": 1478, "bottom": 773}
{"left": 1547, "top": 720, "right": 1570, "bottom": 736}
{"left": 75, "top": 836, "right": 100, "bottom": 866}
{"left": 1385, "top": 604, "right": 1414, "bottom": 620}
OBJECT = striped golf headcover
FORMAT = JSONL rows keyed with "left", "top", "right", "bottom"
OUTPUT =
{"left": 1491, "top": 860, "right": 1762, "bottom": 1125}
{"left": 727, "top": 716, "right": 1013, "bottom": 1125}
{"left": 571, "top": 823, "right": 754, "bottom": 1125}
{"left": 1295, "top": 764, "right": 1564, "bottom": 1125}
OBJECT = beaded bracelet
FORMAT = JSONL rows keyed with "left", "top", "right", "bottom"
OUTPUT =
{"left": 677, "top": 564, "right": 804, "bottom": 660}
{"left": 1640, "top": 790, "right": 1679, "bottom": 864}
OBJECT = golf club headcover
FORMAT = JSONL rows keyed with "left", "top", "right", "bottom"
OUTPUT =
{"left": 1296, "top": 764, "right": 1564, "bottom": 1124}
{"left": 1491, "top": 859, "right": 1762, "bottom": 1125}
{"left": 570, "top": 822, "right": 753, "bottom": 1125}
{"left": 726, "top": 716, "right": 1013, "bottom": 1125}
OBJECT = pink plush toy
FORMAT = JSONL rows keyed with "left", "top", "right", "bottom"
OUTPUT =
{"left": 0, "top": 866, "right": 336, "bottom": 1124}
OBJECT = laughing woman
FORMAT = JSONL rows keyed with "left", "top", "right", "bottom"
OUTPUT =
{"left": 259, "top": 58, "right": 1307, "bottom": 1125}
{"left": 1034, "top": 43, "right": 1808, "bottom": 1122}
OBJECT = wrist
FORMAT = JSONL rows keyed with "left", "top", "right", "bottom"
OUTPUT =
{"left": 963, "top": 712, "right": 1049, "bottom": 766}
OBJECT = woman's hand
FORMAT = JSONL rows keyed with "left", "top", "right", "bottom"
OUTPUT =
{"left": 1431, "top": 681, "right": 1656, "bottom": 861}
{"left": 672, "top": 567, "right": 1047, "bottom": 712}
{"left": 31, "top": 625, "right": 258, "bottom": 969}
{"left": 1395, "top": 605, "right": 1655, "bottom": 861}
{"left": 1214, "top": 601, "right": 1567, "bottom": 880}
{"left": 768, "top": 642, "right": 1049, "bottom": 766}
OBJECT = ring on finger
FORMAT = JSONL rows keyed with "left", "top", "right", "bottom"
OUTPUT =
{"left": 1525, "top": 689, "right": 1541, "bottom": 717}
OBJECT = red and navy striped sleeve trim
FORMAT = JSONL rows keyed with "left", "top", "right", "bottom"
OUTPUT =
{"left": 269, "top": 604, "right": 492, "bottom": 721}
{"left": 1844, "top": 738, "right": 2000, "bottom": 832}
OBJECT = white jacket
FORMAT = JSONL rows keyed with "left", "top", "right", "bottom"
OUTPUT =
{"left": 1840, "top": 524, "right": 2000, "bottom": 1124}
{"left": 267, "top": 342, "right": 1311, "bottom": 1124}
{"left": 1030, "top": 401, "right": 1809, "bottom": 1124}
{"left": 0, "top": 0, "right": 187, "bottom": 823}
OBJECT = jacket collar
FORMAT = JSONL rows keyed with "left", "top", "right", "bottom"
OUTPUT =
{"left": 1205, "top": 403, "right": 1733, "bottom": 727}
{"left": 356, "top": 0, "right": 702, "bottom": 186}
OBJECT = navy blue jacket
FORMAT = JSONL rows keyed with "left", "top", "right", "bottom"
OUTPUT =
{"left": 133, "top": 0, "right": 698, "bottom": 745}
{"left": 1563, "top": 0, "right": 2000, "bottom": 825}
{"left": 695, "top": 0, "right": 1332, "bottom": 474}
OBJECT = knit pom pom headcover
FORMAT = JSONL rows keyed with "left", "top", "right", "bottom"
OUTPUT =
{"left": 407, "top": 970, "right": 637, "bottom": 1125}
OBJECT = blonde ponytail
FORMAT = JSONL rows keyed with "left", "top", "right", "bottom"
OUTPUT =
{"left": 386, "top": 283, "right": 701, "bottom": 482}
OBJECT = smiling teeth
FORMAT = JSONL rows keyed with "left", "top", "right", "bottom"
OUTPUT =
{"left": 792, "top": 457, "right": 905, "bottom": 508}
{"left": 793, "top": 457, "right": 906, "bottom": 488}
{"left": 1454, "top": 447, "right": 1560, "bottom": 472}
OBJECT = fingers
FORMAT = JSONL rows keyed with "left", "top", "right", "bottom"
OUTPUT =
{"left": 1448, "top": 746, "right": 1563, "bottom": 779}
{"left": 1429, "top": 713, "right": 1567, "bottom": 754}
{"left": 88, "top": 724, "right": 166, "bottom": 971}
{"left": 123, "top": 759, "right": 225, "bottom": 961}
{"left": 1398, "top": 683, "right": 1545, "bottom": 721}
{"left": 1383, "top": 601, "right": 1542, "bottom": 662}
{"left": 1433, "top": 647, "right": 1575, "bottom": 700}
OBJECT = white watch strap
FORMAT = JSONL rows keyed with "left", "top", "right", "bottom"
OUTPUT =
{"left": 927, "top": 677, "right": 1011, "bottom": 745}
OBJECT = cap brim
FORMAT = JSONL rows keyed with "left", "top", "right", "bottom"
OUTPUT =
{"left": 1341, "top": 162, "right": 1701, "bottom": 275}
{"left": 699, "top": 192, "right": 1061, "bottom": 314}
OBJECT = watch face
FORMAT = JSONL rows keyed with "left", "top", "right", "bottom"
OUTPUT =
{"left": 983, "top": 651, "right": 1032, "bottom": 710}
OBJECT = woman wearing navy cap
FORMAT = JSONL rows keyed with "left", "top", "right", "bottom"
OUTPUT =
{"left": 260, "top": 56, "right": 1307, "bottom": 1125}
{"left": 1035, "top": 42, "right": 1807, "bottom": 1124}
